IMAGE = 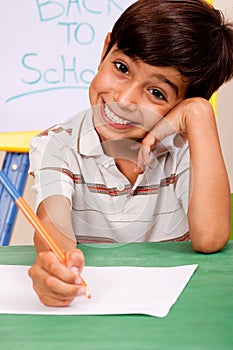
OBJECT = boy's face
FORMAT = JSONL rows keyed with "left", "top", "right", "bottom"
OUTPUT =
{"left": 89, "top": 35, "right": 188, "bottom": 143}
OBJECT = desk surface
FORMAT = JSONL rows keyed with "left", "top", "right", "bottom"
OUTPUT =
{"left": 0, "top": 242, "right": 233, "bottom": 350}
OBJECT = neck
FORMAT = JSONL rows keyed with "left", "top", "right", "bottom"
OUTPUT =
{"left": 101, "top": 139, "right": 140, "bottom": 185}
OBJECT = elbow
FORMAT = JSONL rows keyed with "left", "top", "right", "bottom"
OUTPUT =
{"left": 190, "top": 227, "right": 230, "bottom": 254}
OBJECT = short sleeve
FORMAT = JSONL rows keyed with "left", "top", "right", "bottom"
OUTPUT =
{"left": 29, "top": 125, "right": 76, "bottom": 213}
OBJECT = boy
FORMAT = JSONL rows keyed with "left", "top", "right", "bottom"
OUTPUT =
{"left": 29, "top": 0, "right": 233, "bottom": 306}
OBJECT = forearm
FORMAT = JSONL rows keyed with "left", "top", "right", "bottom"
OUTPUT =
{"left": 34, "top": 224, "right": 76, "bottom": 254}
{"left": 34, "top": 195, "right": 77, "bottom": 254}
{"left": 186, "top": 99, "right": 231, "bottom": 252}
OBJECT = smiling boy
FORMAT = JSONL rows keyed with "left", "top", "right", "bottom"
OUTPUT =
{"left": 29, "top": 0, "right": 233, "bottom": 306}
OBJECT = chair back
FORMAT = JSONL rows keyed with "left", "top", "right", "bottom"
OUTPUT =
{"left": 0, "top": 131, "right": 39, "bottom": 245}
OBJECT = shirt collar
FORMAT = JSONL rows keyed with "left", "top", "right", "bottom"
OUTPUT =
{"left": 76, "top": 110, "right": 182, "bottom": 167}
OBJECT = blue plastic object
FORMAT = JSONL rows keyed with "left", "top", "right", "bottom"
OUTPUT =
{"left": 0, "top": 153, "right": 29, "bottom": 245}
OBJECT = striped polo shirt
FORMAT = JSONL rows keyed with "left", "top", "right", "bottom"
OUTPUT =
{"left": 29, "top": 108, "right": 190, "bottom": 243}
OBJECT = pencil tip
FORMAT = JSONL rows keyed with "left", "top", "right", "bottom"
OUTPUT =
{"left": 86, "top": 289, "right": 91, "bottom": 299}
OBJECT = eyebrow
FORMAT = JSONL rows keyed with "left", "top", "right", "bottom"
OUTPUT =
{"left": 155, "top": 74, "right": 179, "bottom": 97}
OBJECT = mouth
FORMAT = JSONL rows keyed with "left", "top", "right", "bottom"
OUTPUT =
{"left": 102, "top": 103, "right": 139, "bottom": 130}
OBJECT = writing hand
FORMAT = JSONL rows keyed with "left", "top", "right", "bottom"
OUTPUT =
{"left": 28, "top": 248, "right": 85, "bottom": 307}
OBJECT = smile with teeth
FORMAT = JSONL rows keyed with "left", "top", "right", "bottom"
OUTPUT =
{"left": 104, "top": 104, "right": 137, "bottom": 126}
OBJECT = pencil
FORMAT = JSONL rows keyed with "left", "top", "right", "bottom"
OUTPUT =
{"left": 0, "top": 171, "right": 90, "bottom": 298}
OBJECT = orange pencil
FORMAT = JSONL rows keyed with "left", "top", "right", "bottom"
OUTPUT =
{"left": 0, "top": 171, "right": 90, "bottom": 298}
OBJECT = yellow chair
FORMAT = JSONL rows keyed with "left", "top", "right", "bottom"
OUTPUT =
{"left": 231, "top": 194, "right": 233, "bottom": 240}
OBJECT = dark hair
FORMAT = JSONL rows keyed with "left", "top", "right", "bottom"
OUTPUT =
{"left": 104, "top": 0, "right": 233, "bottom": 99}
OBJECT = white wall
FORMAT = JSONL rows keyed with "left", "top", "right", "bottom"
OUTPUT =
{"left": 215, "top": 0, "right": 233, "bottom": 191}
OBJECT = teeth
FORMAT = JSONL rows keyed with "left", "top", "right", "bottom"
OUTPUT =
{"left": 104, "top": 104, "right": 131, "bottom": 125}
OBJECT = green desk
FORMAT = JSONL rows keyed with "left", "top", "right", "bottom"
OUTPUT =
{"left": 0, "top": 242, "right": 233, "bottom": 350}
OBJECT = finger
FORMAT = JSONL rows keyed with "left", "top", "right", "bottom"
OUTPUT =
{"left": 66, "top": 249, "right": 90, "bottom": 297}
{"left": 134, "top": 146, "right": 151, "bottom": 174}
{"left": 34, "top": 278, "right": 83, "bottom": 307}
{"left": 34, "top": 269, "right": 84, "bottom": 298}
{"left": 134, "top": 134, "right": 157, "bottom": 173}
{"left": 34, "top": 251, "right": 83, "bottom": 285}
{"left": 38, "top": 295, "right": 75, "bottom": 307}
{"left": 65, "top": 248, "right": 85, "bottom": 272}
{"left": 134, "top": 148, "right": 147, "bottom": 174}
{"left": 36, "top": 251, "right": 75, "bottom": 283}
{"left": 28, "top": 262, "right": 85, "bottom": 304}
{"left": 152, "top": 116, "right": 178, "bottom": 140}
{"left": 130, "top": 141, "right": 141, "bottom": 151}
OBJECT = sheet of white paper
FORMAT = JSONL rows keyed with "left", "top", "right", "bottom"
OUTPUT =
{"left": 0, "top": 264, "right": 197, "bottom": 317}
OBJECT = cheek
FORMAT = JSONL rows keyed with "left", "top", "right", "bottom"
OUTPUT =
{"left": 142, "top": 107, "right": 164, "bottom": 131}
{"left": 89, "top": 77, "right": 100, "bottom": 105}
{"left": 89, "top": 73, "right": 111, "bottom": 98}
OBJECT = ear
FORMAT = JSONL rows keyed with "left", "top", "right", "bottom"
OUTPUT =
{"left": 99, "top": 32, "right": 111, "bottom": 66}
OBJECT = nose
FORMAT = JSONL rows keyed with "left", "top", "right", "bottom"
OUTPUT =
{"left": 113, "top": 82, "right": 141, "bottom": 111}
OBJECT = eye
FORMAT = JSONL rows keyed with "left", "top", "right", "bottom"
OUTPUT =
{"left": 114, "top": 61, "right": 129, "bottom": 75}
{"left": 148, "top": 88, "right": 167, "bottom": 101}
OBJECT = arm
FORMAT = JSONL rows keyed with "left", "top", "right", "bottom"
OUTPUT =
{"left": 135, "top": 98, "right": 231, "bottom": 253}
{"left": 185, "top": 99, "right": 231, "bottom": 252}
{"left": 29, "top": 195, "right": 85, "bottom": 306}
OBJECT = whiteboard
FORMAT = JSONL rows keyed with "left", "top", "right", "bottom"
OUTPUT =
{"left": 0, "top": 0, "right": 134, "bottom": 132}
